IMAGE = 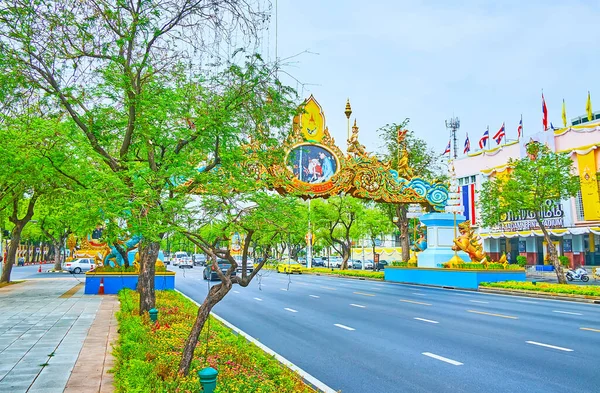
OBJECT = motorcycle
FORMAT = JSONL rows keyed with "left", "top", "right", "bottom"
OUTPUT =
{"left": 566, "top": 267, "right": 589, "bottom": 282}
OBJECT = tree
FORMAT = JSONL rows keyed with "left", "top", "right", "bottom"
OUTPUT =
{"left": 311, "top": 196, "right": 364, "bottom": 269}
{"left": 359, "top": 204, "right": 394, "bottom": 266}
{"left": 1, "top": 0, "right": 289, "bottom": 313}
{"left": 377, "top": 122, "right": 447, "bottom": 261}
{"left": 479, "top": 142, "right": 580, "bottom": 284}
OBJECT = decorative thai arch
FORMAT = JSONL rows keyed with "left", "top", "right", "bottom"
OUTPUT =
{"left": 265, "top": 95, "right": 449, "bottom": 211}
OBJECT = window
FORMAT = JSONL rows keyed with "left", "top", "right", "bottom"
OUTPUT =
{"left": 471, "top": 175, "right": 476, "bottom": 183}
{"left": 575, "top": 190, "right": 585, "bottom": 221}
{"left": 459, "top": 178, "right": 464, "bottom": 186}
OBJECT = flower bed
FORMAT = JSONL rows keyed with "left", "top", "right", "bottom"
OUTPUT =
{"left": 113, "top": 289, "right": 314, "bottom": 393}
{"left": 480, "top": 281, "right": 600, "bottom": 297}
{"left": 309, "top": 268, "right": 384, "bottom": 279}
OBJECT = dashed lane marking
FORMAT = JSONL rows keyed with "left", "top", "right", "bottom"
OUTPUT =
{"left": 254, "top": 297, "right": 263, "bottom": 301}
{"left": 284, "top": 308, "right": 298, "bottom": 313}
{"left": 467, "top": 310, "right": 517, "bottom": 319}
{"left": 553, "top": 310, "right": 582, "bottom": 316}
{"left": 233, "top": 290, "right": 240, "bottom": 294}
{"left": 580, "top": 327, "right": 600, "bottom": 333}
{"left": 320, "top": 286, "right": 336, "bottom": 290}
{"left": 309, "top": 295, "right": 320, "bottom": 298}
{"left": 469, "top": 300, "right": 489, "bottom": 304}
{"left": 280, "top": 288, "right": 288, "bottom": 291}
{"left": 517, "top": 300, "right": 539, "bottom": 304}
{"left": 334, "top": 324, "right": 355, "bottom": 331}
{"left": 399, "top": 299, "right": 431, "bottom": 306}
{"left": 412, "top": 292, "right": 426, "bottom": 296}
{"left": 422, "top": 352, "right": 463, "bottom": 366}
{"left": 414, "top": 317, "right": 439, "bottom": 324}
{"left": 350, "top": 304, "right": 366, "bottom": 308}
{"left": 353, "top": 292, "right": 375, "bottom": 297}
{"left": 526, "top": 341, "right": 573, "bottom": 352}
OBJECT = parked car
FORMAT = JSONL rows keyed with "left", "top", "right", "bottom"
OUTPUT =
{"left": 276, "top": 260, "right": 303, "bottom": 274}
{"left": 352, "top": 260, "right": 363, "bottom": 269}
{"left": 329, "top": 257, "right": 342, "bottom": 268}
{"left": 312, "top": 259, "right": 325, "bottom": 267}
{"left": 376, "top": 260, "right": 389, "bottom": 271}
{"left": 193, "top": 254, "right": 206, "bottom": 266}
{"left": 364, "top": 259, "right": 374, "bottom": 269}
{"left": 203, "top": 259, "right": 237, "bottom": 281}
{"left": 63, "top": 258, "right": 96, "bottom": 274}
{"left": 179, "top": 257, "right": 193, "bottom": 269}
{"left": 172, "top": 251, "right": 189, "bottom": 266}
{"left": 17, "top": 257, "right": 25, "bottom": 266}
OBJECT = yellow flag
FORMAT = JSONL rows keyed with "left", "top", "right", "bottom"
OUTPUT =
{"left": 586, "top": 91, "right": 593, "bottom": 121}
{"left": 562, "top": 99, "right": 567, "bottom": 127}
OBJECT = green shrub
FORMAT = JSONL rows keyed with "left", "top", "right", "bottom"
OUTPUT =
{"left": 309, "top": 268, "right": 384, "bottom": 279}
{"left": 516, "top": 255, "right": 527, "bottom": 267}
{"left": 391, "top": 261, "right": 417, "bottom": 267}
{"left": 479, "top": 281, "right": 600, "bottom": 297}
{"left": 558, "top": 256, "right": 570, "bottom": 267}
{"left": 113, "top": 289, "right": 314, "bottom": 392}
{"left": 93, "top": 264, "right": 167, "bottom": 273}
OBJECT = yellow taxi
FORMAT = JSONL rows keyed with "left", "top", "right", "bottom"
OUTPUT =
{"left": 276, "top": 260, "right": 303, "bottom": 274}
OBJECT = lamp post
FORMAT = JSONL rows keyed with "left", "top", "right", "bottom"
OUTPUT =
{"left": 445, "top": 162, "right": 464, "bottom": 263}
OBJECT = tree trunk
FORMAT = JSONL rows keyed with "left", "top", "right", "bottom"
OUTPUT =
{"left": 537, "top": 217, "right": 567, "bottom": 284}
{"left": 1, "top": 224, "right": 24, "bottom": 283}
{"left": 178, "top": 280, "right": 232, "bottom": 376}
{"left": 395, "top": 205, "right": 410, "bottom": 262}
{"left": 137, "top": 241, "right": 160, "bottom": 315}
{"left": 340, "top": 242, "right": 350, "bottom": 270}
{"left": 25, "top": 241, "right": 31, "bottom": 264}
{"left": 114, "top": 243, "right": 129, "bottom": 268}
{"left": 53, "top": 241, "right": 63, "bottom": 271}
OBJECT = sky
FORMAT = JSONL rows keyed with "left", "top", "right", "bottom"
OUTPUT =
{"left": 265, "top": 0, "right": 600, "bottom": 155}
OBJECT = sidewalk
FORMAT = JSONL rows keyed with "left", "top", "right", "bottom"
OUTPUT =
{"left": 0, "top": 277, "right": 117, "bottom": 393}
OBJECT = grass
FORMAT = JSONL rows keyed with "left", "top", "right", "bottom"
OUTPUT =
{"left": 113, "top": 289, "right": 314, "bottom": 393}
{"left": 0, "top": 280, "right": 24, "bottom": 288}
{"left": 480, "top": 281, "right": 600, "bottom": 297}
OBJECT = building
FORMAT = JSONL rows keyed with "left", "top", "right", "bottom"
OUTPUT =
{"left": 453, "top": 117, "right": 600, "bottom": 267}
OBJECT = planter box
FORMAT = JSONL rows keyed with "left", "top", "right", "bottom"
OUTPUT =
{"left": 384, "top": 267, "right": 526, "bottom": 290}
{"left": 84, "top": 272, "right": 175, "bottom": 295}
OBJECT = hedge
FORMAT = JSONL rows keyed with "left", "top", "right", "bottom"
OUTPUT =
{"left": 479, "top": 281, "right": 600, "bottom": 297}
{"left": 113, "top": 289, "right": 313, "bottom": 393}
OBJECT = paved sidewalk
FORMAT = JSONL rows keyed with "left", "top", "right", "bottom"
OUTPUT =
{"left": 0, "top": 277, "right": 117, "bottom": 393}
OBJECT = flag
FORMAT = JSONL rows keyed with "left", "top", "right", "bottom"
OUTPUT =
{"left": 550, "top": 122, "right": 555, "bottom": 130}
{"left": 478, "top": 127, "right": 489, "bottom": 149}
{"left": 562, "top": 99, "right": 567, "bottom": 127}
{"left": 493, "top": 123, "right": 505, "bottom": 145}
{"left": 443, "top": 140, "right": 451, "bottom": 155}
{"left": 517, "top": 117, "right": 523, "bottom": 139}
{"left": 463, "top": 134, "right": 470, "bottom": 154}
{"left": 460, "top": 183, "right": 477, "bottom": 225}
{"left": 586, "top": 91, "right": 593, "bottom": 121}
{"left": 542, "top": 93, "right": 548, "bottom": 131}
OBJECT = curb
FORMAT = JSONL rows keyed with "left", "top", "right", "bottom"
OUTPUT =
{"left": 478, "top": 287, "right": 600, "bottom": 304}
{"left": 176, "top": 290, "right": 339, "bottom": 393}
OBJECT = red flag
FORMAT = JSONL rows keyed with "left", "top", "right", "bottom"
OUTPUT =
{"left": 542, "top": 93, "right": 548, "bottom": 131}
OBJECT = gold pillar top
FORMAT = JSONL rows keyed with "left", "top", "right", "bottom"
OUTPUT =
{"left": 344, "top": 98, "right": 352, "bottom": 119}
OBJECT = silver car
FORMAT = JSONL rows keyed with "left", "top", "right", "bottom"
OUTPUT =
{"left": 63, "top": 258, "right": 96, "bottom": 274}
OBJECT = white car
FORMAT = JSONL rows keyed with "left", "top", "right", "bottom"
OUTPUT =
{"left": 179, "top": 257, "right": 193, "bottom": 269}
{"left": 172, "top": 251, "right": 189, "bottom": 266}
{"left": 63, "top": 258, "right": 96, "bottom": 274}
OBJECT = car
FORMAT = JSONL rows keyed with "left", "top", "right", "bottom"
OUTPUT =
{"left": 376, "top": 260, "right": 389, "bottom": 270}
{"left": 63, "top": 258, "right": 96, "bottom": 274}
{"left": 329, "top": 257, "right": 342, "bottom": 268}
{"left": 17, "top": 257, "right": 25, "bottom": 266}
{"left": 179, "top": 257, "right": 193, "bottom": 269}
{"left": 234, "top": 256, "right": 254, "bottom": 275}
{"left": 312, "top": 259, "right": 325, "bottom": 267}
{"left": 193, "top": 254, "right": 206, "bottom": 266}
{"left": 364, "top": 259, "right": 374, "bottom": 269}
{"left": 352, "top": 260, "right": 363, "bottom": 269}
{"left": 203, "top": 259, "right": 237, "bottom": 281}
{"left": 276, "top": 260, "right": 303, "bottom": 274}
{"left": 172, "top": 251, "right": 189, "bottom": 266}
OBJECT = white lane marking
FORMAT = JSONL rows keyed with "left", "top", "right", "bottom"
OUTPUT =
{"left": 284, "top": 308, "right": 298, "bottom": 313}
{"left": 553, "top": 310, "right": 582, "bottom": 316}
{"left": 422, "top": 352, "right": 463, "bottom": 366}
{"left": 414, "top": 317, "right": 439, "bottom": 324}
{"left": 334, "top": 324, "right": 355, "bottom": 331}
{"left": 371, "top": 288, "right": 382, "bottom": 290}
{"left": 455, "top": 293, "right": 471, "bottom": 297}
{"left": 280, "top": 288, "right": 288, "bottom": 291}
{"left": 412, "top": 292, "right": 426, "bottom": 296}
{"left": 350, "top": 304, "right": 366, "bottom": 308}
{"left": 517, "top": 300, "right": 539, "bottom": 304}
{"left": 254, "top": 297, "right": 263, "bottom": 301}
{"left": 233, "top": 290, "right": 240, "bottom": 294}
{"left": 339, "top": 283, "right": 347, "bottom": 286}
{"left": 526, "top": 341, "right": 573, "bottom": 352}
{"left": 309, "top": 295, "right": 320, "bottom": 298}
{"left": 469, "top": 300, "right": 489, "bottom": 304}
{"left": 374, "top": 284, "right": 385, "bottom": 287}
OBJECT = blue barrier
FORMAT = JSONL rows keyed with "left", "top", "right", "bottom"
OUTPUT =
{"left": 534, "top": 265, "right": 554, "bottom": 272}
{"left": 84, "top": 272, "right": 175, "bottom": 294}
{"left": 384, "top": 267, "right": 526, "bottom": 290}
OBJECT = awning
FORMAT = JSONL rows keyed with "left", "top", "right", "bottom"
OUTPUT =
{"left": 480, "top": 227, "right": 600, "bottom": 239}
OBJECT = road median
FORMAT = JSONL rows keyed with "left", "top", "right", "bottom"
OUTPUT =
{"left": 478, "top": 286, "right": 600, "bottom": 304}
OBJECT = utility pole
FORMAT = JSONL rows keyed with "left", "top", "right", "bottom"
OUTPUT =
{"left": 445, "top": 117, "right": 460, "bottom": 159}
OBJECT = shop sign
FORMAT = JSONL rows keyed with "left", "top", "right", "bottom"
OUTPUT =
{"left": 497, "top": 200, "right": 563, "bottom": 231}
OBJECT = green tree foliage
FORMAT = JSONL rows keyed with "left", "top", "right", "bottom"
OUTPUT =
{"left": 358, "top": 204, "right": 394, "bottom": 262}
{"left": 479, "top": 142, "right": 580, "bottom": 283}
{"left": 377, "top": 122, "right": 446, "bottom": 261}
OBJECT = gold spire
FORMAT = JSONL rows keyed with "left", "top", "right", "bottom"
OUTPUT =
{"left": 344, "top": 98, "right": 352, "bottom": 119}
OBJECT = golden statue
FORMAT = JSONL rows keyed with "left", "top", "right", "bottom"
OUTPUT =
{"left": 452, "top": 221, "right": 487, "bottom": 262}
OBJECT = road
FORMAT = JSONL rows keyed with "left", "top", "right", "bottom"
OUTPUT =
{"left": 172, "top": 265, "right": 600, "bottom": 393}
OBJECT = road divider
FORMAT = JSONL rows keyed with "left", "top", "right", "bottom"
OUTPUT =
{"left": 414, "top": 318, "right": 439, "bottom": 324}
{"left": 467, "top": 310, "right": 517, "bottom": 319}
{"left": 422, "top": 352, "right": 463, "bottom": 366}
{"left": 526, "top": 341, "right": 573, "bottom": 352}
{"left": 399, "top": 299, "right": 431, "bottom": 306}
{"left": 334, "top": 324, "right": 355, "bottom": 331}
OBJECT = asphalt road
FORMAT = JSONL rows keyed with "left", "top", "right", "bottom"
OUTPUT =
{"left": 172, "top": 265, "right": 600, "bottom": 393}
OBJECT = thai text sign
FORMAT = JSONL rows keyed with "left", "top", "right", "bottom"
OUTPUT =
{"left": 497, "top": 200, "right": 564, "bottom": 231}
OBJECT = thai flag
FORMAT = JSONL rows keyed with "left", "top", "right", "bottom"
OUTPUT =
{"left": 478, "top": 127, "right": 489, "bottom": 149}
{"left": 460, "top": 183, "right": 477, "bottom": 225}
{"left": 463, "top": 134, "right": 470, "bottom": 154}
{"left": 542, "top": 93, "right": 548, "bottom": 131}
{"left": 517, "top": 118, "right": 523, "bottom": 138}
{"left": 493, "top": 123, "right": 505, "bottom": 145}
{"left": 443, "top": 140, "right": 451, "bottom": 155}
